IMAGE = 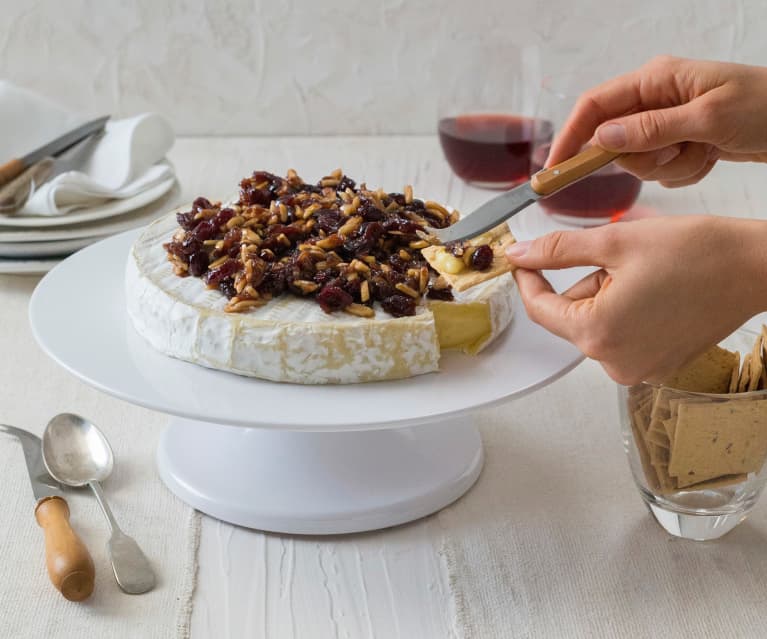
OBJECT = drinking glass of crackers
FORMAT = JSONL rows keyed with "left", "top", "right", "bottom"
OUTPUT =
{"left": 618, "top": 326, "right": 767, "bottom": 540}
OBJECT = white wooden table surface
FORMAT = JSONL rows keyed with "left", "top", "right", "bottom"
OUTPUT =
{"left": 5, "top": 136, "right": 766, "bottom": 638}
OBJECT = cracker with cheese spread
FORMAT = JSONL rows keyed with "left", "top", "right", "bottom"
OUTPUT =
{"left": 422, "top": 229, "right": 516, "bottom": 293}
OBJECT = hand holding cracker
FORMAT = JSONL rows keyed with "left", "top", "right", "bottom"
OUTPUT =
{"left": 506, "top": 215, "right": 767, "bottom": 385}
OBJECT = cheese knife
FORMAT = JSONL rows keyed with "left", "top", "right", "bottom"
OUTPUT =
{"left": 0, "top": 424, "right": 95, "bottom": 601}
{"left": 0, "top": 115, "right": 109, "bottom": 188}
{"left": 428, "top": 146, "right": 622, "bottom": 244}
{"left": 0, "top": 130, "right": 104, "bottom": 214}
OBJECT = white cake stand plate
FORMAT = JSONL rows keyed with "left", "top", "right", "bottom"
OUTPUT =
{"left": 30, "top": 230, "right": 584, "bottom": 534}
{"left": 158, "top": 417, "right": 482, "bottom": 534}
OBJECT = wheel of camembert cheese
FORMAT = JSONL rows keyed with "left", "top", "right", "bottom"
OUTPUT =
{"left": 125, "top": 170, "right": 516, "bottom": 384}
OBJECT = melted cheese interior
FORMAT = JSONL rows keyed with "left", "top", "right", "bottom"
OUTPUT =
{"left": 429, "top": 300, "right": 492, "bottom": 355}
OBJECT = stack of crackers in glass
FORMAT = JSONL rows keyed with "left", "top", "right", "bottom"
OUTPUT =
{"left": 626, "top": 327, "right": 767, "bottom": 494}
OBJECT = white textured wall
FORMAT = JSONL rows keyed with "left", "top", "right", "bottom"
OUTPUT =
{"left": 1, "top": 0, "right": 765, "bottom": 135}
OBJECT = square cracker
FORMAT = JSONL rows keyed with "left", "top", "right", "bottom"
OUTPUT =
{"left": 662, "top": 345, "right": 739, "bottom": 394}
{"left": 629, "top": 393, "right": 653, "bottom": 434}
{"left": 668, "top": 399, "right": 767, "bottom": 487}
{"left": 729, "top": 351, "right": 741, "bottom": 394}
{"left": 642, "top": 388, "right": 673, "bottom": 444}
{"left": 738, "top": 353, "right": 752, "bottom": 393}
{"left": 681, "top": 473, "right": 748, "bottom": 491}
{"left": 749, "top": 335, "right": 764, "bottom": 392}
{"left": 652, "top": 461, "right": 677, "bottom": 493}
{"left": 421, "top": 232, "right": 516, "bottom": 293}
{"left": 629, "top": 417, "right": 659, "bottom": 491}
{"left": 665, "top": 396, "right": 712, "bottom": 444}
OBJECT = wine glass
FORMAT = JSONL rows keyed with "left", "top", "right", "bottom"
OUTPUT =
{"left": 437, "top": 45, "right": 550, "bottom": 190}
{"left": 531, "top": 73, "right": 642, "bottom": 226}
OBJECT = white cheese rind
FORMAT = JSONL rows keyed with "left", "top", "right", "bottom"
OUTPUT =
{"left": 125, "top": 212, "right": 514, "bottom": 384}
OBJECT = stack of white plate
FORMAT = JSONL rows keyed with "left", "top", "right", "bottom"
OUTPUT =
{"left": 0, "top": 179, "right": 180, "bottom": 274}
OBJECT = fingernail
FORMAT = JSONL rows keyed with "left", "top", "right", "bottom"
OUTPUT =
{"left": 656, "top": 145, "right": 681, "bottom": 166}
{"left": 596, "top": 123, "right": 627, "bottom": 149}
{"left": 505, "top": 240, "right": 531, "bottom": 259}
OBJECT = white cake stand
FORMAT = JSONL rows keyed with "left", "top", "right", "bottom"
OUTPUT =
{"left": 29, "top": 230, "right": 584, "bottom": 534}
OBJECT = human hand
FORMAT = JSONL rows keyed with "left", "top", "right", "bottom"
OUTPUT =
{"left": 547, "top": 56, "right": 767, "bottom": 188}
{"left": 505, "top": 216, "right": 767, "bottom": 384}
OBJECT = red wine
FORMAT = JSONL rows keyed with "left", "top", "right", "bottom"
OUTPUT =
{"left": 531, "top": 144, "right": 641, "bottom": 221}
{"left": 438, "top": 114, "right": 548, "bottom": 188}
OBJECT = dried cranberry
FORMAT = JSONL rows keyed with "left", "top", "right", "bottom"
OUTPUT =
{"left": 192, "top": 197, "right": 213, "bottom": 211}
{"left": 388, "top": 193, "right": 407, "bottom": 206}
{"left": 316, "top": 209, "right": 342, "bottom": 233}
{"left": 317, "top": 285, "right": 353, "bottom": 313}
{"left": 213, "top": 208, "right": 236, "bottom": 228}
{"left": 204, "top": 259, "right": 240, "bottom": 287}
{"left": 188, "top": 252, "right": 209, "bottom": 277}
{"left": 387, "top": 254, "right": 410, "bottom": 272}
{"left": 165, "top": 241, "right": 186, "bottom": 260}
{"left": 181, "top": 236, "right": 203, "bottom": 256}
{"left": 344, "top": 277, "right": 362, "bottom": 301}
{"left": 337, "top": 175, "right": 356, "bottom": 192}
{"left": 382, "top": 216, "right": 419, "bottom": 235}
{"left": 313, "top": 269, "right": 337, "bottom": 287}
{"left": 405, "top": 199, "right": 425, "bottom": 211}
{"left": 369, "top": 276, "right": 395, "bottom": 300}
{"left": 381, "top": 294, "right": 416, "bottom": 317}
{"left": 241, "top": 186, "right": 271, "bottom": 206}
{"left": 358, "top": 202, "right": 384, "bottom": 221}
{"left": 218, "top": 277, "right": 237, "bottom": 299}
{"left": 344, "top": 221, "right": 384, "bottom": 254}
{"left": 176, "top": 210, "right": 198, "bottom": 230}
{"left": 470, "top": 245, "right": 493, "bottom": 271}
{"left": 220, "top": 227, "right": 242, "bottom": 251}
{"left": 191, "top": 220, "right": 216, "bottom": 241}
{"left": 252, "top": 170, "right": 280, "bottom": 184}
{"left": 426, "top": 285, "right": 454, "bottom": 301}
{"left": 259, "top": 263, "right": 288, "bottom": 295}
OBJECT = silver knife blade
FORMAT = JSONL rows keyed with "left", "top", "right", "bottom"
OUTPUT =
{"left": 429, "top": 181, "right": 540, "bottom": 244}
{"left": 21, "top": 116, "right": 109, "bottom": 167}
{"left": 0, "top": 424, "right": 62, "bottom": 501}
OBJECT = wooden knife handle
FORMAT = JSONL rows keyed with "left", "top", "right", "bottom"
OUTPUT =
{"left": 530, "top": 146, "right": 622, "bottom": 197}
{"left": 0, "top": 158, "right": 27, "bottom": 188}
{"left": 35, "top": 496, "right": 95, "bottom": 602}
{"left": 0, "top": 158, "right": 55, "bottom": 212}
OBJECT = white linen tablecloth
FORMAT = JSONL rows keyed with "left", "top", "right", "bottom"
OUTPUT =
{"left": 440, "top": 359, "right": 767, "bottom": 639}
{"left": 0, "top": 275, "right": 200, "bottom": 639}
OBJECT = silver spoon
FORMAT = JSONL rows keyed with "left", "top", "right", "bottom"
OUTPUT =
{"left": 41, "top": 413, "right": 156, "bottom": 594}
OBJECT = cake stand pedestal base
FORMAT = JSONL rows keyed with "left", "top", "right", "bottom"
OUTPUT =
{"left": 157, "top": 416, "right": 484, "bottom": 534}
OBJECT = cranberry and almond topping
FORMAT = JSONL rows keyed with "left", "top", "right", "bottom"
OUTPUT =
{"left": 164, "top": 169, "right": 460, "bottom": 317}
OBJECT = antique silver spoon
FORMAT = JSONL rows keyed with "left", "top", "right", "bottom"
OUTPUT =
{"left": 41, "top": 413, "right": 156, "bottom": 594}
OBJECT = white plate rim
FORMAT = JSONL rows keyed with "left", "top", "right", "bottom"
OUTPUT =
{"left": 0, "top": 177, "right": 176, "bottom": 228}
{"left": 0, "top": 258, "right": 59, "bottom": 275}
{"left": 0, "top": 181, "right": 182, "bottom": 242}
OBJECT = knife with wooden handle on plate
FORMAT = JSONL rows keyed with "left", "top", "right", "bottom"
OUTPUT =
{"left": 0, "top": 115, "right": 109, "bottom": 188}
{"left": 0, "top": 424, "right": 95, "bottom": 601}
